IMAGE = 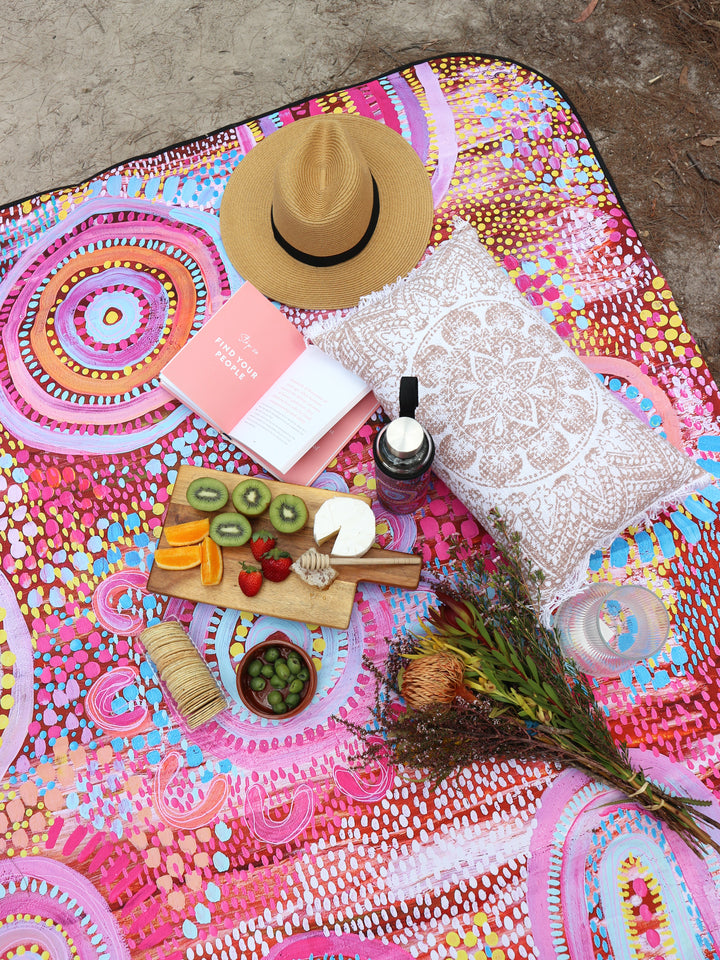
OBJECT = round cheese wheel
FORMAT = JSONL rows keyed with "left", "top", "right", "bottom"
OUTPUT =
{"left": 313, "top": 497, "right": 377, "bottom": 557}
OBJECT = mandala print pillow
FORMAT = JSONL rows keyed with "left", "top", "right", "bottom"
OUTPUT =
{"left": 308, "top": 219, "right": 710, "bottom": 618}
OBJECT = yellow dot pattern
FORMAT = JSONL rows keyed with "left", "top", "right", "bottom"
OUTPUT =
{"left": 444, "top": 911, "right": 510, "bottom": 960}
{"left": 0, "top": 615, "right": 15, "bottom": 734}
{"left": 0, "top": 913, "right": 78, "bottom": 957}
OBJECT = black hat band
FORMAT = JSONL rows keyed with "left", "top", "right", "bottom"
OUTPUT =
{"left": 270, "top": 176, "right": 380, "bottom": 268}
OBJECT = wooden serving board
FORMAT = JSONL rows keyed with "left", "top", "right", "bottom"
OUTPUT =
{"left": 147, "top": 464, "right": 422, "bottom": 629}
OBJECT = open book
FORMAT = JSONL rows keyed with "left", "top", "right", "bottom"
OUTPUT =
{"left": 159, "top": 282, "right": 377, "bottom": 485}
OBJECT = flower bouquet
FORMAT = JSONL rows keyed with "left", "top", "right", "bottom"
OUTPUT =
{"left": 342, "top": 515, "right": 720, "bottom": 857}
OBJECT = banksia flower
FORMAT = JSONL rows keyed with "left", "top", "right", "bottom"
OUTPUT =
{"left": 400, "top": 653, "right": 473, "bottom": 708}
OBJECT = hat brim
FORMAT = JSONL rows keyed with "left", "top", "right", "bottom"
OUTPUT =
{"left": 219, "top": 114, "right": 434, "bottom": 310}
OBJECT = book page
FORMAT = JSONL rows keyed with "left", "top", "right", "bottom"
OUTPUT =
{"left": 281, "top": 392, "right": 379, "bottom": 485}
{"left": 230, "top": 346, "right": 370, "bottom": 474}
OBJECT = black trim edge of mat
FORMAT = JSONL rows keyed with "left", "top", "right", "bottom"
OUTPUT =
{"left": 1, "top": 52, "right": 633, "bottom": 232}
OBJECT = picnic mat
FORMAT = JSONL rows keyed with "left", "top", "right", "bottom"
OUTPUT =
{"left": 1, "top": 52, "right": 720, "bottom": 959}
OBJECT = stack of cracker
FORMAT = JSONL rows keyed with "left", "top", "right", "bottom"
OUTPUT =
{"left": 139, "top": 620, "right": 227, "bottom": 729}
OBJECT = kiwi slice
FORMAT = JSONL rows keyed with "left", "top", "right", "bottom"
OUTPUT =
{"left": 268, "top": 493, "right": 308, "bottom": 534}
{"left": 186, "top": 476, "right": 229, "bottom": 512}
{"left": 232, "top": 478, "right": 272, "bottom": 516}
{"left": 209, "top": 512, "right": 252, "bottom": 547}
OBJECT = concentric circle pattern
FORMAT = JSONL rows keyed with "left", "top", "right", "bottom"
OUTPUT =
{"left": 0, "top": 199, "right": 235, "bottom": 454}
{"left": 1, "top": 54, "right": 720, "bottom": 960}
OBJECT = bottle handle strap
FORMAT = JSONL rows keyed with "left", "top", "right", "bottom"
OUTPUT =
{"left": 399, "top": 376, "right": 418, "bottom": 419}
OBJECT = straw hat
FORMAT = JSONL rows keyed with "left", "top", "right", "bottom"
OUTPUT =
{"left": 219, "top": 113, "right": 434, "bottom": 309}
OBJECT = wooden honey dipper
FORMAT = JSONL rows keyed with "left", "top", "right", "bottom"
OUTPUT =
{"left": 297, "top": 547, "right": 419, "bottom": 570}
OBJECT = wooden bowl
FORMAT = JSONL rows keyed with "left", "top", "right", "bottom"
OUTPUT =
{"left": 236, "top": 632, "right": 317, "bottom": 719}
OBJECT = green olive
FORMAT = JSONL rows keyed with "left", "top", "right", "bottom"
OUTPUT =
{"left": 286, "top": 657, "right": 302, "bottom": 675}
{"left": 288, "top": 678, "right": 304, "bottom": 695}
{"left": 285, "top": 692, "right": 301, "bottom": 709}
{"left": 274, "top": 661, "right": 290, "bottom": 681}
{"left": 269, "top": 674, "right": 286, "bottom": 689}
{"left": 264, "top": 646, "right": 280, "bottom": 663}
{"left": 267, "top": 690, "right": 283, "bottom": 706}
{"left": 260, "top": 663, "right": 275, "bottom": 678}
{"left": 247, "top": 659, "right": 263, "bottom": 677}
{"left": 297, "top": 667, "right": 310, "bottom": 682}
{"left": 272, "top": 702, "right": 287, "bottom": 715}
{"left": 249, "top": 676, "right": 266, "bottom": 692}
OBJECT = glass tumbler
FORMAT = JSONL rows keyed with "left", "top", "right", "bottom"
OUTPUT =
{"left": 554, "top": 582, "right": 670, "bottom": 678}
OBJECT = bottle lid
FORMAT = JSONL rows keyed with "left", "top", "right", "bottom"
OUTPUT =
{"left": 385, "top": 417, "right": 425, "bottom": 458}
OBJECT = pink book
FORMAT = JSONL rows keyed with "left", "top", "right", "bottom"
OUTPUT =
{"left": 160, "top": 282, "right": 377, "bottom": 485}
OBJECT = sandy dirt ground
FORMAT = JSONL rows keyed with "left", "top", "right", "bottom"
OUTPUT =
{"left": 1, "top": 0, "right": 718, "bottom": 374}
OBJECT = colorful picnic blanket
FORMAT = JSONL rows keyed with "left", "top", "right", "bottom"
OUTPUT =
{"left": 1, "top": 53, "right": 720, "bottom": 959}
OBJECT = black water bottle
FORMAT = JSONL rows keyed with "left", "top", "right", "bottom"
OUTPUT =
{"left": 373, "top": 377, "right": 435, "bottom": 514}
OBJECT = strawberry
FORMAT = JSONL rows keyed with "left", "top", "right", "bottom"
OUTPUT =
{"left": 251, "top": 530, "right": 277, "bottom": 562}
{"left": 237, "top": 562, "right": 263, "bottom": 597}
{"left": 260, "top": 548, "right": 293, "bottom": 583}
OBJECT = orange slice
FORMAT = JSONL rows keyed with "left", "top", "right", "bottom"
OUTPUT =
{"left": 201, "top": 536, "right": 223, "bottom": 586}
{"left": 153, "top": 544, "right": 202, "bottom": 570}
{"left": 164, "top": 517, "right": 211, "bottom": 546}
